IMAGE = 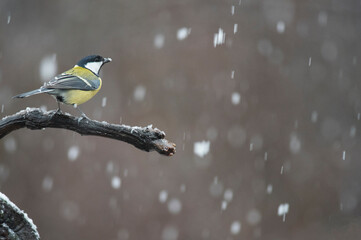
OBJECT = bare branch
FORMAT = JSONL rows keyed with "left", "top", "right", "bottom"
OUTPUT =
{"left": 0, "top": 108, "right": 176, "bottom": 156}
{"left": 0, "top": 192, "right": 40, "bottom": 240}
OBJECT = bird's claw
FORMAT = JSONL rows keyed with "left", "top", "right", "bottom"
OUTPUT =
{"left": 77, "top": 114, "right": 90, "bottom": 124}
{"left": 50, "top": 108, "right": 62, "bottom": 118}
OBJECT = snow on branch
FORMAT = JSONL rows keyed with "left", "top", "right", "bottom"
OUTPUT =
{"left": 0, "top": 108, "right": 176, "bottom": 156}
{"left": 0, "top": 192, "right": 40, "bottom": 240}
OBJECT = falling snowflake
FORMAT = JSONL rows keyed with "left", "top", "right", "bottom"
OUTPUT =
{"left": 213, "top": 28, "right": 225, "bottom": 47}
{"left": 67, "top": 146, "right": 80, "bottom": 161}
{"left": 230, "top": 221, "right": 241, "bottom": 235}
{"left": 278, "top": 203, "right": 289, "bottom": 221}
{"left": 194, "top": 141, "right": 210, "bottom": 158}
{"left": 177, "top": 27, "right": 191, "bottom": 40}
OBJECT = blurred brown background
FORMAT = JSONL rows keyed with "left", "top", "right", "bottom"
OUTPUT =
{"left": 1, "top": 0, "right": 361, "bottom": 239}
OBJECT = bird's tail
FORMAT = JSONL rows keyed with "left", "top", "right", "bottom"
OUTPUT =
{"left": 12, "top": 88, "right": 51, "bottom": 99}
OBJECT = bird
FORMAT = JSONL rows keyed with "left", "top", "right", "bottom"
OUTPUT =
{"left": 13, "top": 55, "right": 112, "bottom": 118}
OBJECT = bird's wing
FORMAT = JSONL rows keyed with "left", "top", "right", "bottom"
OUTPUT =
{"left": 44, "top": 67, "right": 100, "bottom": 91}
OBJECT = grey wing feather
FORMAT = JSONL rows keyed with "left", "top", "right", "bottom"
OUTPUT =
{"left": 44, "top": 74, "right": 97, "bottom": 91}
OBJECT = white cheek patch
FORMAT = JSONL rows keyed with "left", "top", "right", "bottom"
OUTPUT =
{"left": 84, "top": 62, "right": 103, "bottom": 74}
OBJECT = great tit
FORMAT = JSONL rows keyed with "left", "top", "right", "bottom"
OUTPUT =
{"left": 13, "top": 55, "right": 112, "bottom": 118}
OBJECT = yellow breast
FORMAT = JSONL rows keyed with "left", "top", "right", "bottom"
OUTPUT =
{"left": 63, "top": 79, "right": 102, "bottom": 105}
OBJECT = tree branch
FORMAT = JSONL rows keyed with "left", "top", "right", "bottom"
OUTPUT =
{"left": 0, "top": 192, "right": 40, "bottom": 240}
{"left": 0, "top": 108, "right": 176, "bottom": 156}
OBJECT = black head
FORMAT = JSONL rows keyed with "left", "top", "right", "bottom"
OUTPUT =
{"left": 76, "top": 55, "right": 112, "bottom": 75}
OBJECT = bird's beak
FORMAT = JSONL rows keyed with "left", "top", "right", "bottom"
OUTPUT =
{"left": 104, "top": 57, "right": 112, "bottom": 63}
